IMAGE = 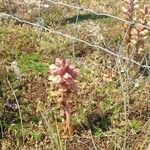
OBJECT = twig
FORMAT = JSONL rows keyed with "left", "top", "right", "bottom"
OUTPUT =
{"left": 72, "top": 2, "right": 80, "bottom": 57}
{"left": 6, "top": 78, "right": 24, "bottom": 145}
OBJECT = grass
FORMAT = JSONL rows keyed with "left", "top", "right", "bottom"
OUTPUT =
{"left": 18, "top": 53, "right": 47, "bottom": 74}
{"left": 0, "top": 0, "right": 150, "bottom": 150}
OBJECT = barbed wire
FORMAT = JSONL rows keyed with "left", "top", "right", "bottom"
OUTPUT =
{"left": 47, "top": 0, "right": 150, "bottom": 30}
{"left": 0, "top": 12, "right": 150, "bottom": 69}
{"left": 0, "top": 0, "right": 150, "bottom": 70}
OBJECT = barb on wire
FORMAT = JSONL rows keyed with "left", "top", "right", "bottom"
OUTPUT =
{"left": 0, "top": 12, "right": 150, "bottom": 69}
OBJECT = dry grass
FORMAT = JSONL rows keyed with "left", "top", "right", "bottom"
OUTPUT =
{"left": 0, "top": 0, "right": 150, "bottom": 150}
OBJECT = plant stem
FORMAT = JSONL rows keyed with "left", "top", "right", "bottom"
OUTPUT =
{"left": 60, "top": 91, "right": 73, "bottom": 137}
{"left": 65, "top": 103, "right": 73, "bottom": 136}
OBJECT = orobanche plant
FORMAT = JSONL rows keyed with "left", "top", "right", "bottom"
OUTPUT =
{"left": 122, "top": 0, "right": 139, "bottom": 42}
{"left": 49, "top": 58, "right": 78, "bottom": 137}
{"left": 122, "top": 0, "right": 149, "bottom": 60}
{"left": 130, "top": 5, "right": 149, "bottom": 59}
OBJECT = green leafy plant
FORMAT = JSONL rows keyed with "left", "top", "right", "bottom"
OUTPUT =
{"left": 49, "top": 58, "right": 78, "bottom": 137}
{"left": 19, "top": 53, "right": 47, "bottom": 74}
{"left": 129, "top": 119, "right": 141, "bottom": 133}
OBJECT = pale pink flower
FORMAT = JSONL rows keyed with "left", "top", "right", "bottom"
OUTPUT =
{"left": 49, "top": 58, "right": 78, "bottom": 88}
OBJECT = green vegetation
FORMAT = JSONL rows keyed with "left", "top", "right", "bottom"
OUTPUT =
{"left": 0, "top": 0, "right": 149, "bottom": 149}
